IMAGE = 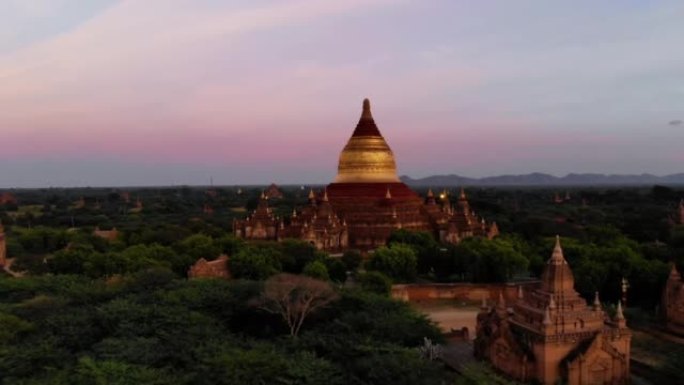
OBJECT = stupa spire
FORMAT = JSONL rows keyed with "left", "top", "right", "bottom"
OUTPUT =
{"left": 541, "top": 235, "right": 575, "bottom": 294}
{"left": 361, "top": 98, "right": 373, "bottom": 120}
{"left": 351, "top": 98, "right": 382, "bottom": 137}
{"left": 550, "top": 235, "right": 567, "bottom": 265}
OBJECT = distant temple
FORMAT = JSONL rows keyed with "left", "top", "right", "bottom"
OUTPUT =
{"left": 475, "top": 236, "right": 631, "bottom": 385}
{"left": 188, "top": 255, "right": 231, "bottom": 279}
{"left": 265, "top": 183, "right": 284, "bottom": 199}
{"left": 0, "top": 222, "right": 7, "bottom": 267}
{"left": 0, "top": 193, "right": 17, "bottom": 206}
{"left": 662, "top": 263, "right": 684, "bottom": 335}
{"left": 234, "top": 192, "right": 280, "bottom": 241}
{"left": 234, "top": 99, "right": 497, "bottom": 250}
{"left": 93, "top": 227, "right": 120, "bottom": 242}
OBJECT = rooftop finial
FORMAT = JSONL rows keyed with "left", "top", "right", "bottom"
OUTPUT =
{"left": 497, "top": 291, "right": 506, "bottom": 309}
{"left": 549, "top": 235, "right": 566, "bottom": 264}
{"left": 615, "top": 301, "right": 625, "bottom": 321}
{"left": 361, "top": 98, "right": 372, "bottom": 120}
{"left": 385, "top": 187, "right": 392, "bottom": 199}
{"left": 593, "top": 291, "right": 601, "bottom": 310}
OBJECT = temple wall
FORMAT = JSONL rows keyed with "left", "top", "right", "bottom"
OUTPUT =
{"left": 391, "top": 281, "right": 540, "bottom": 303}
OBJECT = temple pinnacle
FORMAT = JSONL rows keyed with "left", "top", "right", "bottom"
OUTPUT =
{"left": 549, "top": 235, "right": 567, "bottom": 265}
{"left": 615, "top": 301, "right": 625, "bottom": 321}
{"left": 361, "top": 98, "right": 372, "bottom": 120}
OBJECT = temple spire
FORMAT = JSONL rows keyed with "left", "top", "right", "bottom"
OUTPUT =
{"left": 361, "top": 98, "right": 373, "bottom": 120}
{"left": 459, "top": 187, "right": 466, "bottom": 200}
{"left": 549, "top": 235, "right": 567, "bottom": 265}
{"left": 615, "top": 301, "right": 625, "bottom": 321}
{"left": 497, "top": 291, "right": 506, "bottom": 310}
{"left": 594, "top": 291, "right": 601, "bottom": 310}
{"left": 385, "top": 187, "right": 392, "bottom": 199}
{"left": 669, "top": 262, "right": 682, "bottom": 281}
{"left": 518, "top": 285, "right": 524, "bottom": 299}
{"left": 322, "top": 189, "right": 329, "bottom": 202}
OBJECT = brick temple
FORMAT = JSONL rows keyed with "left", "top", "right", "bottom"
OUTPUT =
{"left": 234, "top": 99, "right": 498, "bottom": 251}
{"left": 475, "top": 236, "right": 631, "bottom": 385}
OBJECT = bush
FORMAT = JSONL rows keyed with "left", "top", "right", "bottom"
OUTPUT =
{"left": 229, "top": 246, "right": 282, "bottom": 280}
{"left": 357, "top": 272, "right": 392, "bottom": 295}
{"left": 303, "top": 261, "right": 329, "bottom": 281}
{"left": 365, "top": 244, "right": 417, "bottom": 283}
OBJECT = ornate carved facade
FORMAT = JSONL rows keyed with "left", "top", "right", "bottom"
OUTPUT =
{"left": 278, "top": 190, "right": 349, "bottom": 251}
{"left": 233, "top": 193, "right": 279, "bottom": 241}
{"left": 475, "top": 237, "right": 631, "bottom": 385}
{"left": 234, "top": 99, "right": 498, "bottom": 251}
{"left": 663, "top": 263, "right": 684, "bottom": 335}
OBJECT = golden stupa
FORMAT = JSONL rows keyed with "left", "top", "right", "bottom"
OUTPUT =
{"left": 334, "top": 99, "right": 400, "bottom": 183}
{"left": 234, "top": 98, "right": 499, "bottom": 251}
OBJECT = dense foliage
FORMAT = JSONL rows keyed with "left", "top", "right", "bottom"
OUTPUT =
{"left": 0, "top": 272, "right": 447, "bottom": 384}
{"left": 2, "top": 184, "right": 684, "bottom": 383}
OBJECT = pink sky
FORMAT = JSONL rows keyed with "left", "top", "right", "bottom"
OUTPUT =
{"left": 1, "top": 0, "right": 683, "bottom": 187}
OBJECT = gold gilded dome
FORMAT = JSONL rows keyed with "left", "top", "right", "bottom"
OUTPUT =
{"left": 334, "top": 99, "right": 400, "bottom": 183}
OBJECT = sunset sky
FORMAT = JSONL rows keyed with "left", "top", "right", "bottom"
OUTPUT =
{"left": 1, "top": 0, "right": 683, "bottom": 187}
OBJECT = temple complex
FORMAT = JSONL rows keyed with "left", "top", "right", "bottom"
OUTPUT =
{"left": 475, "top": 236, "right": 631, "bottom": 385}
{"left": 662, "top": 263, "right": 684, "bottom": 335}
{"left": 0, "top": 222, "right": 7, "bottom": 267}
{"left": 234, "top": 99, "right": 497, "bottom": 250}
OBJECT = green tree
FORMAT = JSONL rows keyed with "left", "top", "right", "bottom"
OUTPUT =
{"left": 365, "top": 244, "right": 418, "bottom": 283}
{"left": 357, "top": 271, "right": 392, "bottom": 295}
{"left": 229, "top": 246, "right": 282, "bottom": 280}
{"left": 341, "top": 249, "right": 363, "bottom": 271}
{"left": 303, "top": 261, "right": 330, "bottom": 281}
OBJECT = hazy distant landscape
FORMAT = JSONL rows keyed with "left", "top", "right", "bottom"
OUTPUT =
{"left": 402, "top": 173, "right": 684, "bottom": 187}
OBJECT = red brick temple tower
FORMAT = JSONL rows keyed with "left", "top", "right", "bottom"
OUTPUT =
{"left": 475, "top": 236, "right": 631, "bottom": 385}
